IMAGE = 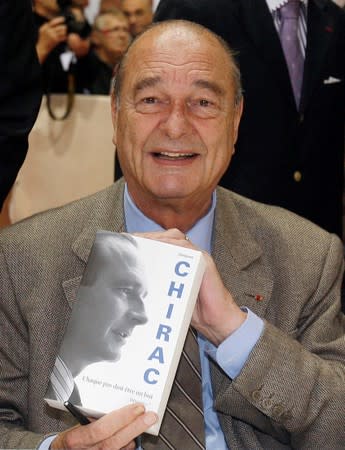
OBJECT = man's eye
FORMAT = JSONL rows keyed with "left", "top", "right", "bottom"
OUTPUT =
{"left": 115, "top": 288, "right": 131, "bottom": 294}
{"left": 135, "top": 96, "right": 165, "bottom": 113}
{"left": 143, "top": 97, "right": 157, "bottom": 104}
{"left": 199, "top": 99, "right": 210, "bottom": 107}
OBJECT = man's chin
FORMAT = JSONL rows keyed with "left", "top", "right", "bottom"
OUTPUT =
{"left": 101, "top": 351, "right": 121, "bottom": 364}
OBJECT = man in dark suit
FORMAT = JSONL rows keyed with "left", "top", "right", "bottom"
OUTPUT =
{"left": 0, "top": 21, "right": 344, "bottom": 450}
{"left": 0, "top": 0, "right": 42, "bottom": 209}
{"left": 154, "top": 0, "right": 345, "bottom": 238}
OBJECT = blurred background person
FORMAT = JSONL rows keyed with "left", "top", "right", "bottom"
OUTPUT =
{"left": 99, "top": 0, "right": 123, "bottom": 11}
{"left": 0, "top": 0, "right": 42, "bottom": 210}
{"left": 82, "top": 8, "right": 131, "bottom": 94}
{"left": 122, "top": 0, "right": 153, "bottom": 37}
{"left": 33, "top": 0, "right": 92, "bottom": 93}
{"left": 155, "top": 0, "right": 345, "bottom": 239}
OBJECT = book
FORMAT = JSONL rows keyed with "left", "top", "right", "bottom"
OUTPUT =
{"left": 45, "top": 230, "right": 206, "bottom": 435}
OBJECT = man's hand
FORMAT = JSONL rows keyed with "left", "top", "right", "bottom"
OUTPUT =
{"left": 36, "top": 17, "right": 67, "bottom": 63}
{"left": 192, "top": 250, "right": 247, "bottom": 345}
{"left": 50, "top": 403, "right": 157, "bottom": 450}
{"left": 132, "top": 229, "right": 247, "bottom": 346}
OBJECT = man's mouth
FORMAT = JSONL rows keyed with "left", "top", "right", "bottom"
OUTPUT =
{"left": 117, "top": 330, "right": 130, "bottom": 338}
{"left": 153, "top": 151, "right": 197, "bottom": 160}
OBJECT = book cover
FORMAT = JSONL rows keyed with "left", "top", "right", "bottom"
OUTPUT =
{"left": 45, "top": 230, "right": 206, "bottom": 435}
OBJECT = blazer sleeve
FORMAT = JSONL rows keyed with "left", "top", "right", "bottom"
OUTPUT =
{"left": 0, "top": 0, "right": 42, "bottom": 208}
{"left": 0, "top": 243, "right": 49, "bottom": 449}
{"left": 213, "top": 233, "right": 345, "bottom": 449}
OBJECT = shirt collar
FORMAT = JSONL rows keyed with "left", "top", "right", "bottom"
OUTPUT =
{"left": 266, "top": 0, "right": 307, "bottom": 13}
{"left": 123, "top": 184, "right": 216, "bottom": 253}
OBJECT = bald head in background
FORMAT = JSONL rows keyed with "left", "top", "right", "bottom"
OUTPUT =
{"left": 121, "top": 0, "right": 153, "bottom": 36}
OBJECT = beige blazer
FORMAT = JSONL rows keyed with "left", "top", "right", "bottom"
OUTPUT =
{"left": 0, "top": 179, "right": 344, "bottom": 449}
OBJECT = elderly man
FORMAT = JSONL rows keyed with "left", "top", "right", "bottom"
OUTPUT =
{"left": 121, "top": 0, "right": 152, "bottom": 36}
{"left": 83, "top": 8, "right": 131, "bottom": 94}
{"left": 0, "top": 20, "right": 344, "bottom": 450}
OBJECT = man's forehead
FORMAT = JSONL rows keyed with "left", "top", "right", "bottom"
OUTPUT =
{"left": 124, "top": 52, "right": 230, "bottom": 94}
{"left": 127, "top": 30, "right": 229, "bottom": 74}
{"left": 135, "top": 26, "right": 218, "bottom": 51}
{"left": 123, "top": 0, "right": 151, "bottom": 9}
{"left": 131, "top": 71, "right": 227, "bottom": 98}
{"left": 102, "top": 15, "right": 127, "bottom": 26}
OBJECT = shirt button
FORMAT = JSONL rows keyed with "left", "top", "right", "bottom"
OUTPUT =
{"left": 293, "top": 171, "right": 302, "bottom": 182}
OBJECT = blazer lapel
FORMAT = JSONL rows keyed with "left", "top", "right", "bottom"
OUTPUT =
{"left": 62, "top": 276, "right": 83, "bottom": 309}
{"left": 240, "top": 0, "right": 296, "bottom": 110}
{"left": 213, "top": 188, "right": 273, "bottom": 319}
{"left": 62, "top": 180, "right": 127, "bottom": 308}
{"left": 300, "top": 0, "right": 338, "bottom": 112}
{"left": 210, "top": 189, "right": 274, "bottom": 437}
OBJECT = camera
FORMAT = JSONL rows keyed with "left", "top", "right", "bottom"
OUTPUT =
{"left": 57, "top": 0, "right": 91, "bottom": 39}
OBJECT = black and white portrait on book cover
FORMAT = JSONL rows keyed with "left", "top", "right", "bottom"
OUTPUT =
{"left": 45, "top": 230, "right": 206, "bottom": 435}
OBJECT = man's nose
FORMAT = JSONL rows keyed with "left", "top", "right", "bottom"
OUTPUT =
{"left": 128, "top": 14, "right": 136, "bottom": 24}
{"left": 130, "top": 297, "right": 148, "bottom": 325}
{"left": 160, "top": 103, "right": 192, "bottom": 140}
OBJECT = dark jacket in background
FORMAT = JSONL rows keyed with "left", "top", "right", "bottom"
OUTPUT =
{"left": 0, "top": 0, "right": 42, "bottom": 208}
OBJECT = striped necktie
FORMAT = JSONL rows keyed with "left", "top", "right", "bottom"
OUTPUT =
{"left": 142, "top": 327, "right": 206, "bottom": 449}
{"left": 49, "top": 355, "right": 75, "bottom": 402}
{"left": 279, "top": 0, "right": 304, "bottom": 107}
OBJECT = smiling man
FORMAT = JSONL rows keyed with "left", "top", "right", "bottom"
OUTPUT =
{"left": 112, "top": 23, "right": 242, "bottom": 232}
{"left": 0, "top": 20, "right": 344, "bottom": 450}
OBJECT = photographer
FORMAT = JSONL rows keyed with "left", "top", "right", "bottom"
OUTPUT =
{"left": 33, "top": 0, "right": 91, "bottom": 94}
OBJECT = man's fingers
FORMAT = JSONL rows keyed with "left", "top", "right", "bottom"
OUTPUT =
{"left": 133, "top": 228, "right": 185, "bottom": 240}
{"left": 50, "top": 16, "right": 67, "bottom": 26}
{"left": 132, "top": 229, "right": 196, "bottom": 248}
{"left": 120, "top": 442, "right": 136, "bottom": 450}
{"left": 93, "top": 410, "right": 157, "bottom": 450}
{"left": 51, "top": 404, "right": 154, "bottom": 449}
{"left": 83, "top": 404, "right": 145, "bottom": 445}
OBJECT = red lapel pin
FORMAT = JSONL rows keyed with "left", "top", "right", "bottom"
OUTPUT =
{"left": 245, "top": 293, "right": 264, "bottom": 302}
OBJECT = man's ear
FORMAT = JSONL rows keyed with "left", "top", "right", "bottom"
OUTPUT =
{"left": 111, "top": 90, "right": 118, "bottom": 144}
{"left": 233, "top": 97, "right": 243, "bottom": 145}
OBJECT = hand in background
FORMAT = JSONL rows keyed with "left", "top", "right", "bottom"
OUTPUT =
{"left": 36, "top": 17, "right": 67, "bottom": 63}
